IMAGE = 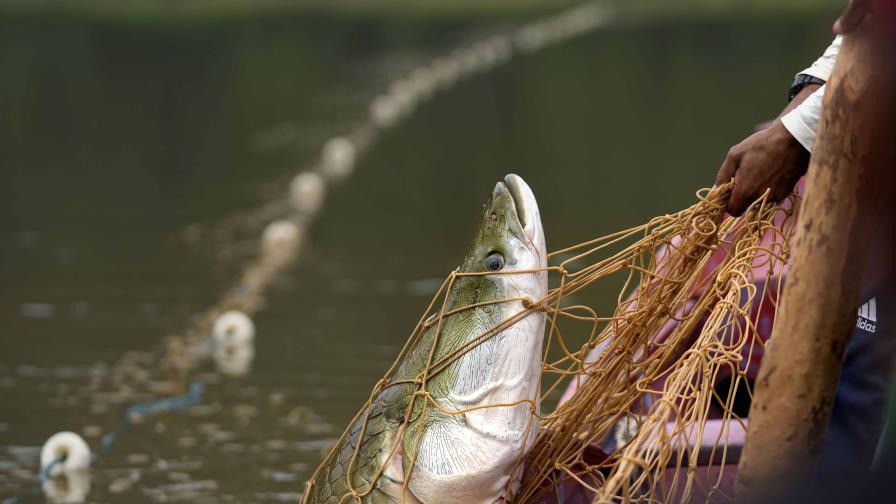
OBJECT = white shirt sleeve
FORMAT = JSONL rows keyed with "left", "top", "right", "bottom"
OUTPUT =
{"left": 780, "top": 36, "right": 842, "bottom": 152}
{"left": 781, "top": 84, "right": 826, "bottom": 151}
{"left": 797, "top": 35, "right": 842, "bottom": 81}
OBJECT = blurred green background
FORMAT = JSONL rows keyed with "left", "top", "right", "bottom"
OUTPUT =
{"left": 0, "top": 1, "right": 841, "bottom": 502}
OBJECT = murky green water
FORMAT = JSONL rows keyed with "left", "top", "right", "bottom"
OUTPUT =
{"left": 1, "top": 8, "right": 836, "bottom": 503}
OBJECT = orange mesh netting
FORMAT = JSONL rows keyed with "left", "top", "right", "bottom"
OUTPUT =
{"left": 305, "top": 184, "right": 798, "bottom": 504}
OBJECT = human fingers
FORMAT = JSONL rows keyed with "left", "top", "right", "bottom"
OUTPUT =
{"left": 715, "top": 149, "right": 738, "bottom": 186}
{"left": 726, "top": 178, "right": 754, "bottom": 217}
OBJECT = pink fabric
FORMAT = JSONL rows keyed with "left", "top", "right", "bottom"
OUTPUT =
{"left": 541, "top": 183, "right": 807, "bottom": 502}
{"left": 560, "top": 178, "right": 805, "bottom": 413}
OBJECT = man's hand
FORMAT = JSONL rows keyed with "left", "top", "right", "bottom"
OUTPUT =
{"left": 715, "top": 84, "right": 819, "bottom": 216}
{"left": 715, "top": 120, "right": 810, "bottom": 216}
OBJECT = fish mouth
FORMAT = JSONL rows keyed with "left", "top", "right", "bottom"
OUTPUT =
{"left": 499, "top": 174, "right": 539, "bottom": 243}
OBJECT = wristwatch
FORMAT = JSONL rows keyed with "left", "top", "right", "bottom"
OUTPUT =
{"left": 788, "top": 74, "right": 826, "bottom": 102}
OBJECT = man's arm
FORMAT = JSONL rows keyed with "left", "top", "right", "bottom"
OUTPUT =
{"left": 715, "top": 37, "right": 841, "bottom": 216}
{"left": 714, "top": 89, "right": 814, "bottom": 216}
{"left": 779, "top": 36, "right": 841, "bottom": 150}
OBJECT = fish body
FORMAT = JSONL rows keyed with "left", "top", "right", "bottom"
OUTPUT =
{"left": 305, "top": 174, "right": 547, "bottom": 504}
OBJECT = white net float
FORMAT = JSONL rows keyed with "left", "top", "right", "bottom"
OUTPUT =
{"left": 212, "top": 310, "right": 255, "bottom": 348}
{"left": 261, "top": 220, "right": 301, "bottom": 254}
{"left": 514, "top": 24, "right": 548, "bottom": 53}
{"left": 471, "top": 41, "right": 499, "bottom": 71}
{"left": 491, "top": 36, "right": 514, "bottom": 63}
{"left": 369, "top": 94, "right": 400, "bottom": 128}
{"left": 388, "top": 78, "right": 417, "bottom": 117}
{"left": 430, "top": 56, "right": 461, "bottom": 90}
{"left": 289, "top": 171, "right": 325, "bottom": 215}
{"left": 213, "top": 338, "right": 255, "bottom": 377}
{"left": 454, "top": 48, "right": 481, "bottom": 78}
{"left": 409, "top": 67, "right": 437, "bottom": 101}
{"left": 40, "top": 432, "right": 91, "bottom": 477}
{"left": 320, "top": 136, "right": 356, "bottom": 180}
{"left": 212, "top": 310, "right": 256, "bottom": 377}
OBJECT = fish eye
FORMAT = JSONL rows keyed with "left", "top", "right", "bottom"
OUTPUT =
{"left": 485, "top": 252, "right": 504, "bottom": 272}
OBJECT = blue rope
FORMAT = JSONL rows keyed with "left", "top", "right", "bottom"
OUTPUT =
{"left": 92, "top": 382, "right": 205, "bottom": 461}
{"left": 2, "top": 383, "right": 204, "bottom": 504}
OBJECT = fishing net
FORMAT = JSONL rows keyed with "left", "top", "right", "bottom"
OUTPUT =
{"left": 517, "top": 185, "right": 796, "bottom": 504}
{"left": 305, "top": 183, "right": 798, "bottom": 504}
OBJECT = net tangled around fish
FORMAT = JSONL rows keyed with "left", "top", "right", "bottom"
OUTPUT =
{"left": 307, "top": 184, "right": 798, "bottom": 503}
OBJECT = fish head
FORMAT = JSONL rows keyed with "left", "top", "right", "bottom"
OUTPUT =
{"left": 458, "top": 173, "right": 547, "bottom": 302}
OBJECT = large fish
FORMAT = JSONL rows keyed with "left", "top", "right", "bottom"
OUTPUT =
{"left": 304, "top": 174, "right": 548, "bottom": 504}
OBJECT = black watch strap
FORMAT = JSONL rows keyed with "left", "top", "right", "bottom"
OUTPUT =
{"left": 788, "top": 74, "right": 826, "bottom": 102}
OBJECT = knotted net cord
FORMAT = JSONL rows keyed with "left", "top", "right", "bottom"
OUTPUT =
{"left": 517, "top": 186, "right": 794, "bottom": 503}
{"left": 306, "top": 183, "right": 798, "bottom": 503}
